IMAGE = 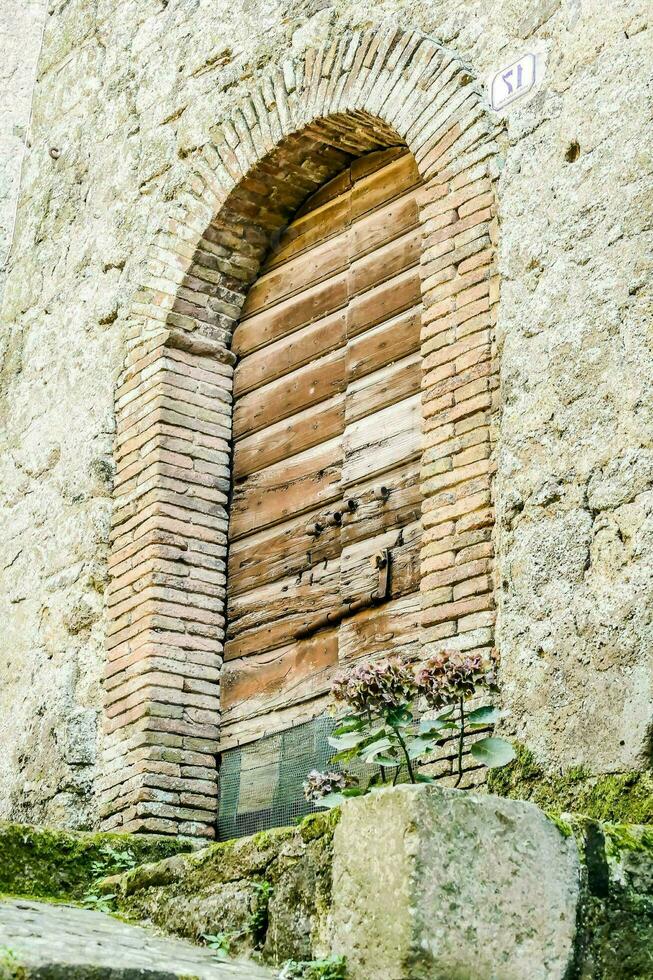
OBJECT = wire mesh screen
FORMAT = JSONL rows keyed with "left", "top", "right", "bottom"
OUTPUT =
{"left": 218, "top": 715, "right": 346, "bottom": 840}
{"left": 217, "top": 712, "right": 488, "bottom": 840}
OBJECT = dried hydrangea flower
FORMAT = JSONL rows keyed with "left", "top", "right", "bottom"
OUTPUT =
{"left": 302, "top": 769, "right": 348, "bottom": 803}
{"left": 414, "top": 650, "right": 497, "bottom": 709}
{"left": 331, "top": 656, "right": 417, "bottom": 713}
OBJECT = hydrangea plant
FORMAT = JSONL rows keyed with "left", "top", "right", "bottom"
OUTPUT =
{"left": 304, "top": 651, "right": 515, "bottom": 808}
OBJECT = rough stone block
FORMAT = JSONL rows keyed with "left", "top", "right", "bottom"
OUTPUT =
{"left": 329, "top": 785, "right": 580, "bottom": 980}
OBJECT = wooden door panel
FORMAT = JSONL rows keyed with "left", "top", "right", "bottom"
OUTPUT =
{"left": 340, "top": 460, "right": 422, "bottom": 547}
{"left": 350, "top": 153, "right": 421, "bottom": 219}
{"left": 220, "top": 631, "right": 339, "bottom": 722}
{"left": 225, "top": 149, "right": 424, "bottom": 744}
{"left": 233, "top": 274, "right": 348, "bottom": 356}
{"left": 228, "top": 510, "right": 342, "bottom": 598}
{"left": 243, "top": 234, "right": 348, "bottom": 315}
{"left": 346, "top": 354, "right": 421, "bottom": 424}
{"left": 233, "top": 395, "right": 345, "bottom": 478}
{"left": 340, "top": 521, "right": 422, "bottom": 604}
{"left": 342, "top": 394, "right": 422, "bottom": 487}
{"left": 339, "top": 593, "right": 423, "bottom": 663}
{"left": 230, "top": 438, "right": 343, "bottom": 540}
{"left": 347, "top": 267, "right": 422, "bottom": 339}
{"left": 226, "top": 558, "right": 341, "bottom": 658}
{"left": 348, "top": 228, "right": 421, "bottom": 295}
{"left": 351, "top": 190, "right": 420, "bottom": 259}
{"left": 232, "top": 348, "right": 346, "bottom": 438}
{"left": 234, "top": 310, "right": 347, "bottom": 397}
{"left": 265, "top": 196, "right": 350, "bottom": 269}
{"left": 346, "top": 308, "right": 421, "bottom": 382}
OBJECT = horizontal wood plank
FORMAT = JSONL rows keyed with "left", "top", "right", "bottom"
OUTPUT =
{"left": 220, "top": 631, "right": 339, "bottom": 723}
{"left": 229, "top": 507, "right": 342, "bottom": 598}
{"left": 346, "top": 307, "right": 421, "bottom": 383}
{"left": 346, "top": 353, "right": 421, "bottom": 424}
{"left": 338, "top": 592, "right": 423, "bottom": 663}
{"left": 342, "top": 394, "right": 422, "bottom": 487}
{"left": 234, "top": 310, "right": 346, "bottom": 396}
{"left": 230, "top": 438, "right": 343, "bottom": 540}
{"left": 234, "top": 395, "right": 345, "bottom": 478}
{"left": 233, "top": 274, "right": 348, "bottom": 356}
{"left": 233, "top": 348, "right": 346, "bottom": 439}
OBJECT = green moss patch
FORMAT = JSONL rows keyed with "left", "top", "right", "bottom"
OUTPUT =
{"left": 487, "top": 745, "right": 653, "bottom": 824}
{"left": 0, "top": 821, "right": 194, "bottom": 902}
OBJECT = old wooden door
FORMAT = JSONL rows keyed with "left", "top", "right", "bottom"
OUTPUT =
{"left": 220, "top": 147, "right": 424, "bottom": 752}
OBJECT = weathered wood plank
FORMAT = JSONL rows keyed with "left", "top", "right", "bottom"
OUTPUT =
{"left": 234, "top": 395, "right": 345, "bottom": 478}
{"left": 229, "top": 507, "right": 342, "bottom": 598}
{"left": 230, "top": 438, "right": 343, "bottom": 540}
{"left": 234, "top": 310, "right": 346, "bottom": 396}
{"left": 349, "top": 146, "right": 408, "bottom": 183}
{"left": 218, "top": 694, "right": 330, "bottom": 751}
{"left": 225, "top": 559, "right": 341, "bottom": 658}
{"left": 342, "top": 394, "right": 422, "bottom": 487}
{"left": 264, "top": 196, "right": 350, "bottom": 270}
{"left": 220, "top": 631, "right": 339, "bottom": 723}
{"left": 351, "top": 152, "right": 421, "bottom": 220}
{"left": 346, "top": 353, "right": 421, "bottom": 424}
{"left": 242, "top": 235, "right": 348, "bottom": 316}
{"left": 346, "top": 307, "right": 421, "bottom": 382}
{"left": 338, "top": 592, "right": 423, "bottom": 663}
{"left": 349, "top": 228, "right": 421, "bottom": 296}
{"left": 341, "top": 459, "right": 421, "bottom": 547}
{"left": 347, "top": 266, "right": 422, "bottom": 339}
{"left": 233, "top": 274, "right": 348, "bottom": 356}
{"left": 233, "top": 348, "right": 346, "bottom": 439}
{"left": 340, "top": 521, "right": 422, "bottom": 604}
{"left": 351, "top": 189, "right": 420, "bottom": 260}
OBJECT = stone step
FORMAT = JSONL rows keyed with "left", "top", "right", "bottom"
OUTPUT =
{"left": 0, "top": 898, "right": 276, "bottom": 979}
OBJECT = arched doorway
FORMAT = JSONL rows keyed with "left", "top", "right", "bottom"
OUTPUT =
{"left": 103, "top": 28, "right": 500, "bottom": 839}
{"left": 219, "top": 148, "right": 424, "bottom": 834}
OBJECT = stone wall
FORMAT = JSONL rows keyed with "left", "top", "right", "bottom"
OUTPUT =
{"left": 99, "top": 786, "right": 653, "bottom": 979}
{"left": 0, "top": 0, "right": 651, "bottom": 829}
{"left": 0, "top": 0, "right": 46, "bottom": 287}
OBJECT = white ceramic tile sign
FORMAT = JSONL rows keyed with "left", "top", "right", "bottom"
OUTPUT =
{"left": 488, "top": 50, "right": 545, "bottom": 112}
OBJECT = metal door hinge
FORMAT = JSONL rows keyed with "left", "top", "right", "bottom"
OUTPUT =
{"left": 373, "top": 548, "right": 392, "bottom": 602}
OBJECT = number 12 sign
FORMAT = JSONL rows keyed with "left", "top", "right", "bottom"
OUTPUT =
{"left": 489, "top": 52, "right": 538, "bottom": 111}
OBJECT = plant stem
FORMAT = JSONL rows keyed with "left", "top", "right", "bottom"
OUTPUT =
{"left": 392, "top": 725, "right": 416, "bottom": 784}
{"left": 454, "top": 697, "right": 464, "bottom": 787}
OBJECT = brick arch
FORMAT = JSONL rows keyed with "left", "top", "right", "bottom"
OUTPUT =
{"left": 102, "top": 27, "right": 501, "bottom": 837}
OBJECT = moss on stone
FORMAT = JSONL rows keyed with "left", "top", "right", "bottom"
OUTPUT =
{"left": 544, "top": 813, "right": 574, "bottom": 838}
{"left": 487, "top": 745, "right": 653, "bottom": 824}
{"left": 602, "top": 823, "right": 653, "bottom": 859}
{"left": 298, "top": 808, "right": 341, "bottom": 843}
{"left": 0, "top": 947, "right": 26, "bottom": 980}
{"left": 0, "top": 820, "right": 194, "bottom": 902}
{"left": 580, "top": 889, "right": 653, "bottom": 978}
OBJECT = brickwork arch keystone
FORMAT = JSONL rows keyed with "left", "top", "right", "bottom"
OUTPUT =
{"left": 103, "top": 26, "right": 502, "bottom": 837}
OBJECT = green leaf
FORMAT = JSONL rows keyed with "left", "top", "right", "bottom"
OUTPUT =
{"left": 415, "top": 773, "right": 436, "bottom": 784}
{"left": 332, "top": 717, "right": 365, "bottom": 736}
{"left": 328, "top": 731, "right": 367, "bottom": 750}
{"left": 404, "top": 735, "right": 440, "bottom": 759}
{"left": 385, "top": 707, "right": 414, "bottom": 728}
{"left": 418, "top": 718, "right": 458, "bottom": 735}
{"left": 314, "top": 792, "right": 345, "bottom": 809}
{"left": 329, "top": 748, "right": 357, "bottom": 764}
{"left": 466, "top": 706, "right": 500, "bottom": 727}
{"left": 470, "top": 737, "right": 516, "bottom": 768}
{"left": 361, "top": 738, "right": 395, "bottom": 762}
{"left": 373, "top": 754, "right": 403, "bottom": 767}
